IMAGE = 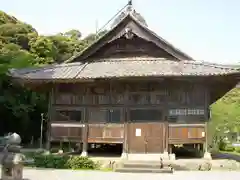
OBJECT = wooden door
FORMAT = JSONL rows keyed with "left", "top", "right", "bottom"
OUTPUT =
{"left": 128, "top": 123, "right": 165, "bottom": 153}
{"left": 127, "top": 108, "right": 165, "bottom": 153}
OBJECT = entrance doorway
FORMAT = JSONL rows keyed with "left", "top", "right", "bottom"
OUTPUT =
{"left": 127, "top": 108, "right": 165, "bottom": 154}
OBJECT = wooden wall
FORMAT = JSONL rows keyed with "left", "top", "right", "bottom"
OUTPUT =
{"left": 49, "top": 79, "right": 209, "bottom": 147}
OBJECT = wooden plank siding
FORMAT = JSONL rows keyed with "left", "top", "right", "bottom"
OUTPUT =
{"left": 168, "top": 124, "right": 206, "bottom": 144}
{"left": 88, "top": 124, "right": 124, "bottom": 143}
{"left": 50, "top": 126, "right": 83, "bottom": 142}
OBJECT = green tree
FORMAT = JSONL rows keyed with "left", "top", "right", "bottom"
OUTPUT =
{"left": 64, "top": 29, "right": 82, "bottom": 40}
{"left": 0, "top": 10, "right": 99, "bottom": 143}
{"left": 30, "top": 36, "right": 57, "bottom": 64}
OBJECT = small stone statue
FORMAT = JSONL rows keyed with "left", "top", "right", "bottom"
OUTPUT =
{"left": 1, "top": 133, "right": 25, "bottom": 180}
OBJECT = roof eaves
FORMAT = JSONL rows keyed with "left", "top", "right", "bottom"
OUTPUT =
{"left": 186, "top": 60, "right": 240, "bottom": 70}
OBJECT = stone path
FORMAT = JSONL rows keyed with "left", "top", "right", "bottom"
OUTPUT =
{"left": 3, "top": 169, "right": 239, "bottom": 180}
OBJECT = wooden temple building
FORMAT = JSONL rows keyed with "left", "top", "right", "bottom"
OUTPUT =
{"left": 10, "top": 2, "right": 240, "bottom": 160}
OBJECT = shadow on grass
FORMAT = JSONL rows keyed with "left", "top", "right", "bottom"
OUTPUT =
{"left": 211, "top": 152, "right": 240, "bottom": 162}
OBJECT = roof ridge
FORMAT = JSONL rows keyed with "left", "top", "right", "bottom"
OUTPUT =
{"left": 93, "top": 57, "right": 168, "bottom": 62}
{"left": 183, "top": 60, "right": 239, "bottom": 70}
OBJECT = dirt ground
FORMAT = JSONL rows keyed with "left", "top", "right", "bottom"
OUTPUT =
{"left": 1, "top": 151, "right": 240, "bottom": 171}
{"left": 89, "top": 156, "right": 240, "bottom": 171}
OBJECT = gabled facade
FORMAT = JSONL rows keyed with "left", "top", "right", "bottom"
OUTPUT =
{"left": 10, "top": 3, "right": 240, "bottom": 160}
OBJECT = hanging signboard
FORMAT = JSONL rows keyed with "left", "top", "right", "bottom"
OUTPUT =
{"left": 169, "top": 108, "right": 205, "bottom": 116}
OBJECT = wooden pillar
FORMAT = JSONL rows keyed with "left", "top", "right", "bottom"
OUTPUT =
{"left": 204, "top": 86, "right": 210, "bottom": 153}
{"left": 81, "top": 108, "right": 88, "bottom": 156}
{"left": 46, "top": 87, "right": 54, "bottom": 150}
{"left": 197, "top": 144, "right": 200, "bottom": 151}
{"left": 204, "top": 122, "right": 208, "bottom": 152}
{"left": 122, "top": 108, "right": 128, "bottom": 159}
{"left": 203, "top": 121, "right": 212, "bottom": 159}
{"left": 164, "top": 122, "right": 169, "bottom": 152}
{"left": 122, "top": 84, "right": 129, "bottom": 159}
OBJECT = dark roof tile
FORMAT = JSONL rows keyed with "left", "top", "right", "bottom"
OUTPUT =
{"left": 9, "top": 58, "right": 240, "bottom": 81}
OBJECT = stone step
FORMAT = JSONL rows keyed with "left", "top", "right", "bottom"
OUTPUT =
{"left": 123, "top": 162, "right": 170, "bottom": 169}
{"left": 115, "top": 167, "right": 174, "bottom": 173}
{"left": 122, "top": 160, "right": 172, "bottom": 164}
{"left": 120, "top": 161, "right": 190, "bottom": 171}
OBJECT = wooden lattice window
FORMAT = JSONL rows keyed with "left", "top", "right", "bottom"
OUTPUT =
{"left": 128, "top": 93, "right": 150, "bottom": 105}
{"left": 55, "top": 94, "right": 72, "bottom": 104}
{"left": 89, "top": 109, "right": 107, "bottom": 123}
{"left": 107, "top": 109, "right": 121, "bottom": 123}
{"left": 97, "top": 95, "right": 110, "bottom": 104}
{"left": 55, "top": 110, "right": 82, "bottom": 122}
{"left": 130, "top": 109, "right": 162, "bottom": 122}
{"left": 111, "top": 94, "right": 125, "bottom": 104}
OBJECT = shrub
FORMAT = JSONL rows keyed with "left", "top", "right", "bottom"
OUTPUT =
{"left": 50, "top": 147, "right": 60, "bottom": 154}
{"left": 235, "top": 147, "right": 240, "bottom": 153}
{"left": 33, "top": 154, "right": 69, "bottom": 169}
{"left": 224, "top": 145, "right": 235, "bottom": 152}
{"left": 218, "top": 139, "right": 227, "bottom": 151}
{"left": 31, "top": 154, "right": 99, "bottom": 170}
{"left": 66, "top": 156, "right": 99, "bottom": 170}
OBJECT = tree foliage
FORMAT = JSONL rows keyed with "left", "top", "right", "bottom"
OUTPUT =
{"left": 0, "top": 10, "right": 103, "bottom": 143}
{"left": 210, "top": 88, "right": 240, "bottom": 144}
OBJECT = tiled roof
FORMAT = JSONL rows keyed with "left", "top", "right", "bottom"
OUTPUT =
{"left": 9, "top": 58, "right": 240, "bottom": 81}
{"left": 67, "top": 9, "right": 193, "bottom": 63}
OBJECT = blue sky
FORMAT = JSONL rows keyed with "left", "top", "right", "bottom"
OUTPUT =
{"left": 1, "top": 0, "right": 240, "bottom": 64}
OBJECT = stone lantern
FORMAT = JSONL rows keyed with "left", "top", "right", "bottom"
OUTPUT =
{"left": 1, "top": 133, "right": 25, "bottom": 180}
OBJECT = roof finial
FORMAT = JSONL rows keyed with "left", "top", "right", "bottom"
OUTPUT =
{"left": 128, "top": 0, "right": 132, "bottom": 6}
{"left": 126, "top": 0, "right": 133, "bottom": 13}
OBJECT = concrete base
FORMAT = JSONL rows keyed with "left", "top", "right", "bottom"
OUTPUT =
{"left": 121, "top": 152, "right": 128, "bottom": 159}
{"left": 58, "top": 149, "right": 63, "bottom": 154}
{"left": 127, "top": 153, "right": 170, "bottom": 161}
{"left": 203, "top": 152, "right": 212, "bottom": 160}
{"left": 81, "top": 151, "right": 88, "bottom": 157}
{"left": 162, "top": 151, "right": 169, "bottom": 159}
{"left": 169, "top": 153, "right": 176, "bottom": 160}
